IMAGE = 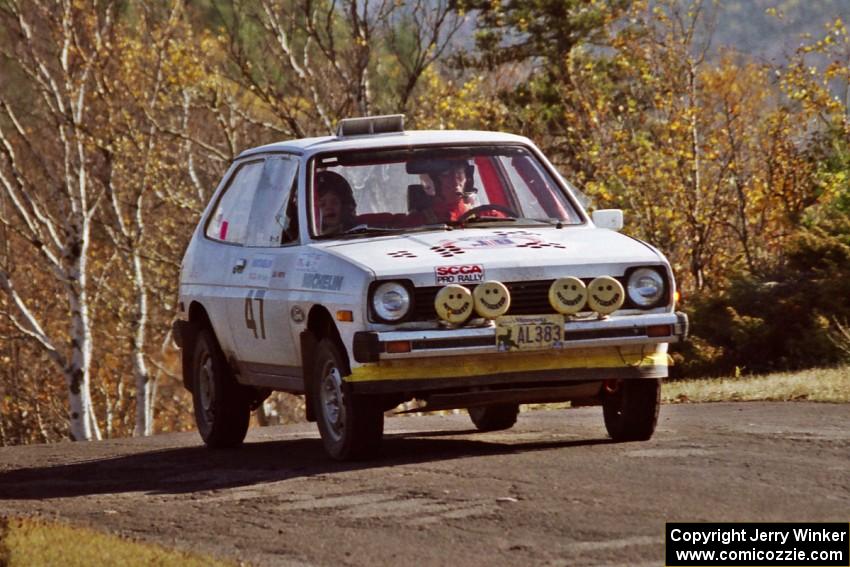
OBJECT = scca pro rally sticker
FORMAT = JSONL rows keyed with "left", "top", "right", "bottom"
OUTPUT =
{"left": 435, "top": 264, "right": 485, "bottom": 285}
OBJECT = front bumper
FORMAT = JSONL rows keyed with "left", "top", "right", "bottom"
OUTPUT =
{"left": 345, "top": 311, "right": 687, "bottom": 393}
{"left": 353, "top": 311, "right": 688, "bottom": 362}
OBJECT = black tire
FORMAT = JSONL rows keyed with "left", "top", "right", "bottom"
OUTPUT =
{"left": 468, "top": 404, "right": 519, "bottom": 432}
{"left": 312, "top": 339, "right": 383, "bottom": 460}
{"left": 192, "top": 327, "right": 251, "bottom": 448}
{"left": 602, "top": 379, "right": 660, "bottom": 441}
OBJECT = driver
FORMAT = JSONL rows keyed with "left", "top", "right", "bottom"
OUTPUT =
{"left": 416, "top": 161, "right": 473, "bottom": 224}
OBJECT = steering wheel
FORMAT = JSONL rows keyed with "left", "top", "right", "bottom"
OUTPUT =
{"left": 456, "top": 204, "right": 519, "bottom": 223}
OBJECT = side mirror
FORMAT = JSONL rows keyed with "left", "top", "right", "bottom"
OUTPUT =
{"left": 591, "top": 209, "right": 624, "bottom": 231}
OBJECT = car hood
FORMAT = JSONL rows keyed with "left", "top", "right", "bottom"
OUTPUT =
{"left": 315, "top": 226, "right": 665, "bottom": 286}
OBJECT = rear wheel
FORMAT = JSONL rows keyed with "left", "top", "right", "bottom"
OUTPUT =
{"left": 313, "top": 339, "right": 383, "bottom": 460}
{"left": 192, "top": 327, "right": 251, "bottom": 448}
{"left": 602, "top": 379, "right": 660, "bottom": 441}
{"left": 468, "top": 404, "right": 519, "bottom": 432}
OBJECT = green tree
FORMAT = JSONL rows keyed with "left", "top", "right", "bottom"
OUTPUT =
{"left": 458, "top": 0, "right": 630, "bottom": 159}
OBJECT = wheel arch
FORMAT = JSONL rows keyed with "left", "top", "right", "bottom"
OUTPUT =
{"left": 301, "top": 304, "right": 348, "bottom": 421}
{"left": 181, "top": 301, "right": 215, "bottom": 392}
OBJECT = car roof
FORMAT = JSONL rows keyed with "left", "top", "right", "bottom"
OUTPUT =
{"left": 236, "top": 130, "right": 535, "bottom": 159}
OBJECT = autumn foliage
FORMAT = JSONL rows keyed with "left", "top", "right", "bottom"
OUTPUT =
{"left": 0, "top": 0, "right": 848, "bottom": 444}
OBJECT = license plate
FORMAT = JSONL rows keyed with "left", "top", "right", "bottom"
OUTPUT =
{"left": 495, "top": 314, "right": 564, "bottom": 352}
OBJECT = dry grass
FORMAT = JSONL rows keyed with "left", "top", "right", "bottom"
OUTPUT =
{"left": 521, "top": 365, "right": 850, "bottom": 412}
{"left": 0, "top": 517, "right": 236, "bottom": 567}
{"left": 662, "top": 365, "right": 850, "bottom": 404}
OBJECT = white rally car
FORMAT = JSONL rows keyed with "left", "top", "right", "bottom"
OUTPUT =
{"left": 173, "top": 115, "right": 688, "bottom": 460}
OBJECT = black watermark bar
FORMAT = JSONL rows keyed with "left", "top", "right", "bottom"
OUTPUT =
{"left": 666, "top": 523, "right": 849, "bottom": 566}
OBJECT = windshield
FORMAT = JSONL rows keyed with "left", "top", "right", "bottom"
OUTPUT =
{"left": 309, "top": 145, "right": 584, "bottom": 237}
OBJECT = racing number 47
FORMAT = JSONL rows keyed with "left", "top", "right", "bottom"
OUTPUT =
{"left": 244, "top": 289, "right": 266, "bottom": 339}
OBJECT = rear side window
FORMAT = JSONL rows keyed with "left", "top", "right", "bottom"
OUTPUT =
{"left": 246, "top": 156, "right": 299, "bottom": 247}
{"left": 205, "top": 161, "right": 264, "bottom": 244}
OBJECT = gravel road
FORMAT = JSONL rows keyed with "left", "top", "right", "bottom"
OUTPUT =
{"left": 1, "top": 402, "right": 848, "bottom": 566}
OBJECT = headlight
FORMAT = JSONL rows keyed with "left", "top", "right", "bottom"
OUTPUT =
{"left": 627, "top": 268, "right": 665, "bottom": 307}
{"left": 372, "top": 282, "right": 411, "bottom": 322}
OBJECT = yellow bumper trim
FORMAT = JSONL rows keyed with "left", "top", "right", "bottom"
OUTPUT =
{"left": 347, "top": 346, "right": 670, "bottom": 383}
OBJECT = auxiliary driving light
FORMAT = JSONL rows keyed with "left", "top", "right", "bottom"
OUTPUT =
{"left": 434, "top": 284, "right": 473, "bottom": 324}
{"left": 473, "top": 281, "right": 511, "bottom": 319}
{"left": 548, "top": 276, "right": 587, "bottom": 315}
{"left": 587, "top": 276, "right": 625, "bottom": 315}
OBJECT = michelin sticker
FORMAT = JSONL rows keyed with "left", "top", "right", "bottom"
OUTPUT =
{"left": 302, "top": 273, "right": 344, "bottom": 291}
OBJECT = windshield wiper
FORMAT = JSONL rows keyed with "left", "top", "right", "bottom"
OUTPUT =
{"left": 340, "top": 224, "right": 407, "bottom": 237}
{"left": 451, "top": 216, "right": 517, "bottom": 227}
{"left": 323, "top": 223, "right": 452, "bottom": 240}
{"left": 407, "top": 223, "right": 453, "bottom": 233}
{"left": 452, "top": 216, "right": 561, "bottom": 228}
{"left": 462, "top": 216, "right": 516, "bottom": 223}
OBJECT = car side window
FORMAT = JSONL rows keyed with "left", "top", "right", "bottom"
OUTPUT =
{"left": 206, "top": 161, "right": 264, "bottom": 244}
{"left": 246, "top": 156, "right": 300, "bottom": 247}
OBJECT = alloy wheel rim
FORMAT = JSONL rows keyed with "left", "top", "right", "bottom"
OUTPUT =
{"left": 199, "top": 353, "right": 215, "bottom": 422}
{"left": 320, "top": 363, "right": 345, "bottom": 442}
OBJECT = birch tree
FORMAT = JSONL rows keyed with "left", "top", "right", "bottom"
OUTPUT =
{"left": 93, "top": 2, "right": 239, "bottom": 436}
{"left": 0, "top": 0, "right": 118, "bottom": 441}
{"left": 82, "top": 2, "right": 186, "bottom": 437}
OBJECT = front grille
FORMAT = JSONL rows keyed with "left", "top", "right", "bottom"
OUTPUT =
{"left": 414, "top": 279, "right": 563, "bottom": 321}
{"left": 411, "top": 336, "right": 494, "bottom": 350}
{"left": 563, "top": 327, "right": 649, "bottom": 341}
{"left": 412, "top": 277, "right": 646, "bottom": 322}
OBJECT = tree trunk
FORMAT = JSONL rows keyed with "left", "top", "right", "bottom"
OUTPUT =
{"left": 131, "top": 248, "right": 152, "bottom": 436}
{"left": 65, "top": 219, "right": 100, "bottom": 441}
{"left": 65, "top": 310, "right": 93, "bottom": 441}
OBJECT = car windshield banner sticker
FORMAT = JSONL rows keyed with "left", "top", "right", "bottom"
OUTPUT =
{"left": 435, "top": 264, "right": 485, "bottom": 285}
{"left": 430, "top": 231, "right": 565, "bottom": 258}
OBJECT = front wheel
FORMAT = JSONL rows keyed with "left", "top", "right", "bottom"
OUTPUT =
{"left": 602, "top": 379, "right": 660, "bottom": 441}
{"left": 312, "top": 339, "right": 383, "bottom": 460}
{"left": 468, "top": 404, "right": 519, "bottom": 432}
{"left": 192, "top": 327, "right": 251, "bottom": 448}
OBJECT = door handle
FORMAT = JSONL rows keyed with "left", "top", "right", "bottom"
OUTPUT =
{"left": 232, "top": 258, "right": 247, "bottom": 274}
